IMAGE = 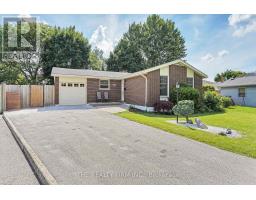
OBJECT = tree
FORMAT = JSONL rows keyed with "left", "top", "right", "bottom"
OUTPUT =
{"left": 106, "top": 15, "right": 186, "bottom": 72}
{"left": 172, "top": 100, "right": 194, "bottom": 123}
{"left": 0, "top": 61, "right": 27, "bottom": 84}
{"left": 89, "top": 47, "right": 106, "bottom": 70}
{"left": 0, "top": 23, "right": 55, "bottom": 84}
{"left": 41, "top": 26, "right": 91, "bottom": 83}
{"left": 214, "top": 69, "right": 246, "bottom": 82}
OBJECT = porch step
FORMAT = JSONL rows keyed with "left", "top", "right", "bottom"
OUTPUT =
{"left": 89, "top": 102, "right": 123, "bottom": 107}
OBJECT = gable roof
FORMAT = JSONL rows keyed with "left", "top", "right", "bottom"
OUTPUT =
{"left": 51, "top": 59, "right": 208, "bottom": 79}
{"left": 218, "top": 75, "right": 256, "bottom": 88}
{"left": 122, "top": 59, "right": 208, "bottom": 79}
{"left": 51, "top": 67, "right": 130, "bottom": 79}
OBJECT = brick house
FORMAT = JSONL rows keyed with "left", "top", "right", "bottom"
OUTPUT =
{"left": 51, "top": 59, "right": 207, "bottom": 111}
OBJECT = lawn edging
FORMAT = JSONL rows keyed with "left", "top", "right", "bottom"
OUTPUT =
{"left": 2, "top": 113, "right": 57, "bottom": 185}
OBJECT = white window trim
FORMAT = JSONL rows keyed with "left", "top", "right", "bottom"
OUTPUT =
{"left": 160, "top": 75, "right": 169, "bottom": 98}
{"left": 99, "top": 79, "right": 110, "bottom": 90}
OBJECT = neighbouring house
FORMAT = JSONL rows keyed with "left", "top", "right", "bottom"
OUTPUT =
{"left": 51, "top": 59, "right": 207, "bottom": 111}
{"left": 218, "top": 75, "right": 256, "bottom": 107}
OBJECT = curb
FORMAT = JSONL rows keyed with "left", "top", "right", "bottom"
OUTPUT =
{"left": 2, "top": 113, "right": 57, "bottom": 185}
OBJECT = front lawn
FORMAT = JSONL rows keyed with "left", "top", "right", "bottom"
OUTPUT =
{"left": 117, "top": 106, "right": 256, "bottom": 158}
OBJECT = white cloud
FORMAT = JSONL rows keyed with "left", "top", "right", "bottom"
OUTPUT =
{"left": 201, "top": 53, "right": 214, "bottom": 63}
{"left": 17, "top": 14, "right": 32, "bottom": 18}
{"left": 228, "top": 14, "right": 252, "bottom": 27}
{"left": 228, "top": 14, "right": 256, "bottom": 37}
{"left": 89, "top": 25, "right": 115, "bottom": 57}
{"left": 218, "top": 50, "right": 229, "bottom": 57}
{"left": 232, "top": 20, "right": 256, "bottom": 37}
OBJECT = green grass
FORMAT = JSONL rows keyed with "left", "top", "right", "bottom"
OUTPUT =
{"left": 117, "top": 106, "right": 256, "bottom": 158}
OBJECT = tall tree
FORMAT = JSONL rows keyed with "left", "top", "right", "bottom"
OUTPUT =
{"left": 89, "top": 47, "right": 106, "bottom": 70}
{"left": 41, "top": 26, "right": 91, "bottom": 83}
{"left": 106, "top": 15, "right": 186, "bottom": 72}
{"left": 214, "top": 69, "right": 246, "bottom": 82}
{"left": 0, "top": 23, "right": 51, "bottom": 84}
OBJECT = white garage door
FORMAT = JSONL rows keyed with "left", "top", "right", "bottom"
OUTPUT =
{"left": 59, "top": 82, "right": 86, "bottom": 105}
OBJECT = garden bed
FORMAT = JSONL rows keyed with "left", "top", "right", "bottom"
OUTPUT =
{"left": 168, "top": 120, "right": 241, "bottom": 138}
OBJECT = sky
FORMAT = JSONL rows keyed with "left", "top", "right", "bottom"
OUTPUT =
{"left": 1, "top": 14, "right": 256, "bottom": 81}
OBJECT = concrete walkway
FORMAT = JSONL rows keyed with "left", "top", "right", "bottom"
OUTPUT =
{"left": 0, "top": 116, "right": 38, "bottom": 184}
{"left": 4, "top": 107, "right": 256, "bottom": 184}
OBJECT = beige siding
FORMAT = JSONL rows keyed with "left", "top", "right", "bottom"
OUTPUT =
{"left": 124, "top": 76, "right": 146, "bottom": 106}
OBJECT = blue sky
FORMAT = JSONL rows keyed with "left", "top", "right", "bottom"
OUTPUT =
{"left": 1, "top": 14, "right": 256, "bottom": 81}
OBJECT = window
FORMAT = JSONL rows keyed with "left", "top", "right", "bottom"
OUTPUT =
{"left": 99, "top": 80, "right": 109, "bottom": 89}
{"left": 74, "top": 83, "right": 79, "bottom": 87}
{"left": 160, "top": 76, "right": 168, "bottom": 96}
{"left": 68, "top": 83, "right": 73, "bottom": 87}
{"left": 61, "top": 83, "right": 66, "bottom": 87}
{"left": 187, "top": 77, "right": 194, "bottom": 87}
{"left": 238, "top": 88, "right": 245, "bottom": 97}
{"left": 80, "top": 84, "right": 84, "bottom": 87}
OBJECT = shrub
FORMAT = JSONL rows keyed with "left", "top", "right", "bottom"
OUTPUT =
{"left": 202, "top": 85, "right": 215, "bottom": 92}
{"left": 172, "top": 100, "right": 194, "bottom": 122}
{"left": 203, "top": 91, "right": 223, "bottom": 112}
{"left": 153, "top": 101, "right": 173, "bottom": 113}
{"left": 170, "top": 86, "right": 201, "bottom": 111}
{"left": 220, "top": 96, "right": 233, "bottom": 108}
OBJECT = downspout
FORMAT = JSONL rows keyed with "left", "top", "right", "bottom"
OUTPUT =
{"left": 140, "top": 74, "right": 148, "bottom": 110}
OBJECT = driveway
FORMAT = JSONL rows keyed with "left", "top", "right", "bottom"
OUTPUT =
{"left": 5, "top": 106, "right": 256, "bottom": 184}
{"left": 0, "top": 116, "right": 38, "bottom": 184}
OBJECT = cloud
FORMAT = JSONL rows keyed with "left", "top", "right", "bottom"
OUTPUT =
{"left": 228, "top": 14, "right": 252, "bottom": 26}
{"left": 17, "top": 14, "right": 32, "bottom": 18}
{"left": 201, "top": 53, "right": 214, "bottom": 63}
{"left": 228, "top": 14, "right": 256, "bottom": 37}
{"left": 89, "top": 25, "right": 115, "bottom": 57}
{"left": 218, "top": 50, "right": 229, "bottom": 57}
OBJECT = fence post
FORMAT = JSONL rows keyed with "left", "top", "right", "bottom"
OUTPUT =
{"left": 2, "top": 83, "right": 6, "bottom": 112}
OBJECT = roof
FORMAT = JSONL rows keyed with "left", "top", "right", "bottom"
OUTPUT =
{"left": 218, "top": 76, "right": 256, "bottom": 88}
{"left": 122, "top": 59, "right": 208, "bottom": 79}
{"left": 51, "top": 59, "right": 208, "bottom": 79}
{"left": 51, "top": 67, "right": 130, "bottom": 79}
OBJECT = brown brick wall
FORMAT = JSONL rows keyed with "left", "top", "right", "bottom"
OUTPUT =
{"left": 124, "top": 76, "right": 146, "bottom": 106}
{"left": 147, "top": 69, "right": 160, "bottom": 107}
{"left": 169, "top": 64, "right": 187, "bottom": 88}
{"left": 87, "top": 78, "right": 121, "bottom": 103}
{"left": 194, "top": 73, "right": 203, "bottom": 89}
{"left": 54, "top": 77, "right": 59, "bottom": 104}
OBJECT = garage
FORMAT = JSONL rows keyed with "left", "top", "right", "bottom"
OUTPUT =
{"left": 59, "top": 81, "right": 86, "bottom": 105}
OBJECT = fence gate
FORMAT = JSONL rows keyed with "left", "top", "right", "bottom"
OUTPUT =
{"left": 30, "top": 85, "right": 44, "bottom": 107}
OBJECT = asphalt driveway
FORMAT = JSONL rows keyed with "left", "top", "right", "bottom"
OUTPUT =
{"left": 5, "top": 106, "right": 256, "bottom": 184}
{"left": 0, "top": 116, "right": 38, "bottom": 184}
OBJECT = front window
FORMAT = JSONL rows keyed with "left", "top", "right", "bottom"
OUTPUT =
{"left": 160, "top": 76, "right": 168, "bottom": 96}
{"left": 187, "top": 77, "right": 193, "bottom": 87}
{"left": 238, "top": 88, "right": 245, "bottom": 97}
{"left": 99, "top": 80, "right": 109, "bottom": 89}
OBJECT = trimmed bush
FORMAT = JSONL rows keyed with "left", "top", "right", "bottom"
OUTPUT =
{"left": 172, "top": 100, "right": 194, "bottom": 122}
{"left": 170, "top": 86, "right": 201, "bottom": 111}
{"left": 203, "top": 91, "right": 223, "bottom": 112}
{"left": 220, "top": 96, "right": 233, "bottom": 108}
{"left": 153, "top": 101, "right": 173, "bottom": 113}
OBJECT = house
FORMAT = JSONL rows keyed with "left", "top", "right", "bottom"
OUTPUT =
{"left": 218, "top": 75, "right": 256, "bottom": 107}
{"left": 51, "top": 59, "right": 207, "bottom": 111}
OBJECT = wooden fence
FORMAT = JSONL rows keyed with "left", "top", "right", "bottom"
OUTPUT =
{"left": 0, "top": 83, "right": 55, "bottom": 112}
